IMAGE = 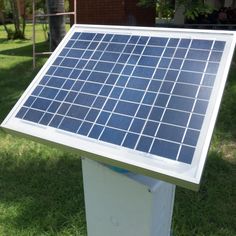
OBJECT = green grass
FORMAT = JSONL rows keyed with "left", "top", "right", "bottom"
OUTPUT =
{"left": 0, "top": 24, "right": 236, "bottom": 236}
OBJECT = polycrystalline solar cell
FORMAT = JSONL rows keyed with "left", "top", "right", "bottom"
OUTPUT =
{"left": 78, "top": 121, "right": 93, "bottom": 135}
{"left": 178, "top": 71, "right": 202, "bottom": 85}
{"left": 162, "top": 109, "right": 189, "bottom": 127}
{"left": 121, "top": 89, "right": 144, "bottom": 102}
{"left": 191, "top": 39, "right": 213, "bottom": 50}
{"left": 14, "top": 29, "right": 227, "bottom": 168}
{"left": 186, "top": 49, "right": 209, "bottom": 60}
{"left": 143, "top": 121, "right": 159, "bottom": 136}
{"left": 178, "top": 145, "right": 195, "bottom": 164}
{"left": 127, "top": 77, "right": 149, "bottom": 90}
{"left": 60, "top": 117, "right": 81, "bottom": 133}
{"left": 130, "top": 118, "right": 145, "bottom": 133}
{"left": 152, "top": 139, "right": 180, "bottom": 160}
{"left": 100, "top": 127, "right": 126, "bottom": 145}
{"left": 136, "top": 136, "right": 153, "bottom": 152}
{"left": 136, "top": 105, "right": 151, "bottom": 119}
{"left": 108, "top": 114, "right": 132, "bottom": 130}
{"left": 202, "top": 74, "right": 216, "bottom": 87}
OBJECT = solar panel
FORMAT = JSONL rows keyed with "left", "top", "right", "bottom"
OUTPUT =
{"left": 1, "top": 25, "right": 236, "bottom": 190}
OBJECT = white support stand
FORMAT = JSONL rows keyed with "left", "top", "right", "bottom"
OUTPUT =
{"left": 82, "top": 158, "right": 176, "bottom": 236}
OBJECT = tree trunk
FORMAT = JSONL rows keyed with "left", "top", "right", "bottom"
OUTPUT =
{"left": 0, "top": 0, "right": 25, "bottom": 39}
{"left": 47, "top": 0, "right": 66, "bottom": 51}
{"left": 0, "top": 11, "right": 11, "bottom": 38}
{"left": 232, "top": 0, "right": 236, "bottom": 8}
{"left": 10, "top": 0, "right": 23, "bottom": 38}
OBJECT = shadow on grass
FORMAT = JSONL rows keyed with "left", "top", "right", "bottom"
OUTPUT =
{"left": 0, "top": 40, "right": 49, "bottom": 57}
{"left": 173, "top": 150, "right": 236, "bottom": 236}
{"left": 0, "top": 38, "right": 9, "bottom": 44}
{"left": 0, "top": 147, "right": 86, "bottom": 235}
{"left": 216, "top": 64, "right": 236, "bottom": 139}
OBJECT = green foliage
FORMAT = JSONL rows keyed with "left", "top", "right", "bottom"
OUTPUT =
{"left": 65, "top": 0, "right": 70, "bottom": 12}
{"left": 0, "top": 0, "right": 64, "bottom": 40}
{"left": 35, "top": 0, "right": 47, "bottom": 10}
{"left": 177, "top": 0, "right": 214, "bottom": 20}
{"left": 0, "top": 0, "right": 26, "bottom": 39}
{"left": 138, "top": 0, "right": 214, "bottom": 20}
{"left": 156, "top": 0, "right": 174, "bottom": 18}
{"left": 0, "top": 0, "right": 11, "bottom": 16}
{"left": 2, "top": 27, "right": 13, "bottom": 38}
{"left": 138, "top": 0, "right": 174, "bottom": 19}
{"left": 138, "top": 0, "right": 156, "bottom": 8}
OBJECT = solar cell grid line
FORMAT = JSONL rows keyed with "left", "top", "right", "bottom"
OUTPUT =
{"left": 40, "top": 32, "right": 107, "bottom": 129}
{"left": 143, "top": 35, "right": 215, "bottom": 157}
{"left": 55, "top": 33, "right": 114, "bottom": 133}
{"left": 17, "top": 35, "right": 221, "bottom": 146}
{"left": 112, "top": 36, "right": 157, "bottom": 144}
{"left": 56, "top": 32, "right": 120, "bottom": 133}
{"left": 121, "top": 37, "right": 167, "bottom": 146}
{"left": 78, "top": 35, "right": 135, "bottom": 136}
{"left": 176, "top": 39, "right": 214, "bottom": 162}
{"left": 133, "top": 37, "right": 172, "bottom": 153}
{"left": 1, "top": 50, "right": 212, "bottom": 127}
{"left": 94, "top": 35, "right": 145, "bottom": 144}
{"left": 74, "top": 35, "right": 129, "bottom": 129}
{"left": 147, "top": 37, "right": 190, "bottom": 159}
{"left": 24, "top": 50, "right": 214, "bottom": 133}
{"left": 85, "top": 35, "right": 172, "bottom": 147}
{"left": 178, "top": 42, "right": 214, "bottom": 140}
{"left": 21, "top": 31, "right": 84, "bottom": 125}
{"left": 38, "top": 32, "right": 97, "bottom": 128}
{"left": 120, "top": 37, "right": 170, "bottom": 149}
{"left": 149, "top": 37, "right": 196, "bottom": 155}
{"left": 84, "top": 34, "right": 134, "bottom": 140}
{"left": 95, "top": 37, "right": 145, "bottom": 116}
{"left": 2, "top": 25, "right": 236, "bottom": 191}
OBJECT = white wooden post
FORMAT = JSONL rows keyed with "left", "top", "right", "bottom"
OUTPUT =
{"left": 82, "top": 158, "right": 175, "bottom": 236}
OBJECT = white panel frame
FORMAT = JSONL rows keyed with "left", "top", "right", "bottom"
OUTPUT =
{"left": 1, "top": 25, "right": 236, "bottom": 191}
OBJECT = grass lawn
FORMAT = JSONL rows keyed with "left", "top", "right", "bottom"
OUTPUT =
{"left": 0, "top": 24, "right": 236, "bottom": 236}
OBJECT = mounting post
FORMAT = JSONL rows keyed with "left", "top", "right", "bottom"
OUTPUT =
{"left": 82, "top": 158, "right": 175, "bottom": 236}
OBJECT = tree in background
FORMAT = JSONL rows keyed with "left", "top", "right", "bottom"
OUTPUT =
{"left": 138, "top": 0, "right": 174, "bottom": 20}
{"left": 138, "top": 0, "right": 214, "bottom": 22}
{"left": 0, "top": 0, "right": 10, "bottom": 36}
{"left": 0, "top": 0, "right": 67, "bottom": 43}
{"left": 177, "top": 0, "right": 214, "bottom": 22}
{"left": 47, "top": 0, "right": 66, "bottom": 51}
{"left": 232, "top": 0, "right": 236, "bottom": 8}
{"left": 0, "top": 0, "right": 31, "bottom": 39}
